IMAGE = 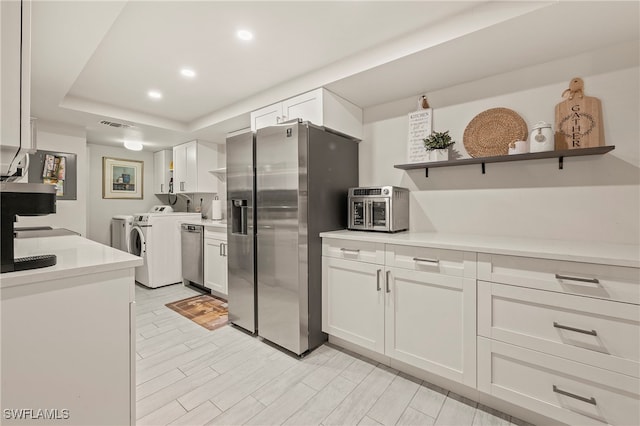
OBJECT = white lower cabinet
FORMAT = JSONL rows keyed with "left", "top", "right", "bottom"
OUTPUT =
{"left": 1, "top": 268, "right": 135, "bottom": 425}
{"left": 386, "top": 268, "right": 476, "bottom": 387}
{"left": 321, "top": 241, "right": 477, "bottom": 386}
{"left": 478, "top": 280, "right": 640, "bottom": 378}
{"left": 204, "top": 232, "right": 227, "bottom": 296}
{"left": 322, "top": 236, "right": 639, "bottom": 426}
{"left": 322, "top": 257, "right": 384, "bottom": 353}
{"left": 478, "top": 337, "right": 640, "bottom": 426}
{"left": 477, "top": 253, "right": 640, "bottom": 425}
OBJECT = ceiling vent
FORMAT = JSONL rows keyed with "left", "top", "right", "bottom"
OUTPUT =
{"left": 99, "top": 120, "right": 134, "bottom": 129}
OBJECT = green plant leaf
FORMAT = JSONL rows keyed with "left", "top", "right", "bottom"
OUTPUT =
{"left": 423, "top": 130, "right": 455, "bottom": 151}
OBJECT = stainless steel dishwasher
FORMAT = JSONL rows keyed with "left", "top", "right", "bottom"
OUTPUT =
{"left": 181, "top": 223, "right": 204, "bottom": 287}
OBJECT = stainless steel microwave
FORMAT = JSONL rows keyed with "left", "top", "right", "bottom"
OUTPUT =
{"left": 348, "top": 186, "right": 409, "bottom": 232}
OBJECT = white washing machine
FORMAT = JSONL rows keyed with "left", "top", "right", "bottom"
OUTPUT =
{"left": 111, "top": 215, "right": 133, "bottom": 252}
{"left": 129, "top": 207, "right": 201, "bottom": 288}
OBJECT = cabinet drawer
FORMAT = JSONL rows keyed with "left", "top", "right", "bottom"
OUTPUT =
{"left": 478, "top": 337, "right": 640, "bottom": 426}
{"left": 478, "top": 281, "right": 640, "bottom": 378}
{"left": 386, "top": 245, "right": 476, "bottom": 278}
{"left": 478, "top": 253, "right": 640, "bottom": 304}
{"left": 204, "top": 228, "right": 227, "bottom": 240}
{"left": 322, "top": 238, "right": 384, "bottom": 264}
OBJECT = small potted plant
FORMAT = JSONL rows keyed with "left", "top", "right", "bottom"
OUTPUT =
{"left": 423, "top": 130, "right": 455, "bottom": 162}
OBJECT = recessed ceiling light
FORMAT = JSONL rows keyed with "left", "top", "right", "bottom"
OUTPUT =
{"left": 237, "top": 30, "right": 253, "bottom": 41}
{"left": 180, "top": 68, "right": 196, "bottom": 78}
{"left": 124, "top": 140, "right": 143, "bottom": 151}
{"left": 147, "top": 90, "right": 162, "bottom": 100}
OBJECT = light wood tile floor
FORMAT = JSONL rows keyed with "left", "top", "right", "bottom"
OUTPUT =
{"left": 135, "top": 284, "right": 532, "bottom": 426}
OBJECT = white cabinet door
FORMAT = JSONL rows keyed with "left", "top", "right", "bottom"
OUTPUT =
{"left": 322, "top": 256, "right": 385, "bottom": 354}
{"left": 173, "top": 143, "right": 186, "bottom": 193}
{"left": 282, "top": 89, "right": 322, "bottom": 125}
{"left": 205, "top": 238, "right": 228, "bottom": 295}
{"left": 1, "top": 0, "right": 32, "bottom": 175}
{"left": 385, "top": 267, "right": 476, "bottom": 387}
{"left": 184, "top": 141, "right": 197, "bottom": 193}
{"left": 250, "top": 102, "right": 282, "bottom": 131}
{"left": 153, "top": 150, "right": 172, "bottom": 194}
{"left": 173, "top": 141, "right": 197, "bottom": 193}
{"left": 173, "top": 141, "right": 218, "bottom": 194}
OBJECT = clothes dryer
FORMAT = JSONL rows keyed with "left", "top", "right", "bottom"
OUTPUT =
{"left": 111, "top": 215, "right": 133, "bottom": 252}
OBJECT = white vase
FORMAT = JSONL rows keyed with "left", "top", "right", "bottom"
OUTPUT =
{"left": 428, "top": 149, "right": 449, "bottom": 162}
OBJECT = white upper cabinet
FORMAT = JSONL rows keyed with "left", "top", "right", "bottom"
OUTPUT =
{"left": 153, "top": 149, "right": 172, "bottom": 194}
{"left": 281, "top": 90, "right": 323, "bottom": 126}
{"left": 250, "top": 88, "right": 363, "bottom": 140}
{"left": 172, "top": 140, "right": 218, "bottom": 194}
{"left": 1, "top": 0, "right": 33, "bottom": 176}
{"left": 250, "top": 103, "right": 283, "bottom": 131}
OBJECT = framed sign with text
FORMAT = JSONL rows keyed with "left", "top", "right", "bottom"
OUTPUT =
{"left": 407, "top": 109, "right": 432, "bottom": 163}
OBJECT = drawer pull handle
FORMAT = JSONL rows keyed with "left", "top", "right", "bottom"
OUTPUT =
{"left": 552, "top": 385, "right": 597, "bottom": 406}
{"left": 553, "top": 322, "right": 598, "bottom": 336}
{"left": 340, "top": 248, "right": 360, "bottom": 254}
{"left": 555, "top": 274, "right": 599, "bottom": 284}
{"left": 413, "top": 257, "right": 439, "bottom": 264}
{"left": 386, "top": 270, "right": 391, "bottom": 293}
{"left": 376, "top": 269, "right": 382, "bottom": 292}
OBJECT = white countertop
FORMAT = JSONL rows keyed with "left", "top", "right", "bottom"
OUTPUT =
{"left": 1, "top": 235, "right": 143, "bottom": 288}
{"left": 320, "top": 230, "right": 640, "bottom": 268}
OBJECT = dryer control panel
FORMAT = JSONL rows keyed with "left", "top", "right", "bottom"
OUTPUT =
{"left": 133, "top": 214, "right": 149, "bottom": 225}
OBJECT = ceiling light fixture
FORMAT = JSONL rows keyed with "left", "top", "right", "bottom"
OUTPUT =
{"left": 124, "top": 140, "right": 143, "bottom": 151}
{"left": 147, "top": 90, "right": 162, "bottom": 100}
{"left": 237, "top": 29, "right": 254, "bottom": 41}
{"left": 180, "top": 68, "right": 196, "bottom": 78}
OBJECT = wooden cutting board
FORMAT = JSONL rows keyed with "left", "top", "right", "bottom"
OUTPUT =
{"left": 554, "top": 77, "right": 604, "bottom": 149}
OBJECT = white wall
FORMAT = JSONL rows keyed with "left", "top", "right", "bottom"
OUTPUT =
{"left": 86, "top": 144, "right": 157, "bottom": 246}
{"left": 359, "top": 63, "right": 639, "bottom": 244}
{"left": 17, "top": 123, "right": 88, "bottom": 236}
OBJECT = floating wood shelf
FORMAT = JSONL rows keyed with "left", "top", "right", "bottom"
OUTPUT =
{"left": 394, "top": 146, "right": 615, "bottom": 177}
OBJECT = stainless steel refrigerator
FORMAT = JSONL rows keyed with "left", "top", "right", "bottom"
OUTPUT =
{"left": 227, "top": 121, "right": 358, "bottom": 355}
{"left": 227, "top": 131, "right": 257, "bottom": 334}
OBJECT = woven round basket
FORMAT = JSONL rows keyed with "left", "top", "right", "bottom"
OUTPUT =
{"left": 463, "top": 108, "right": 528, "bottom": 157}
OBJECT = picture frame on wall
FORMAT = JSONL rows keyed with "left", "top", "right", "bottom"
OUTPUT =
{"left": 102, "top": 157, "right": 143, "bottom": 199}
